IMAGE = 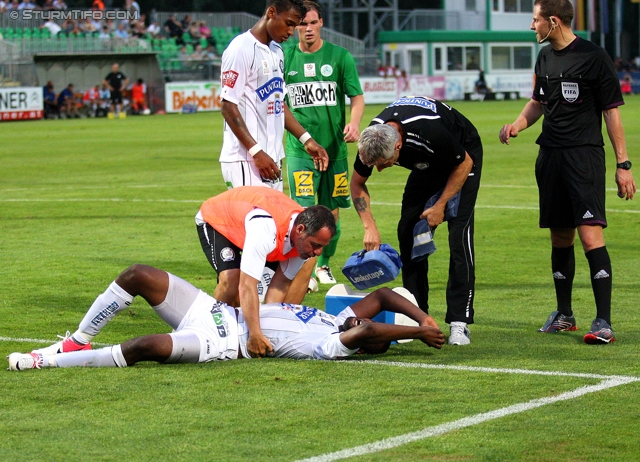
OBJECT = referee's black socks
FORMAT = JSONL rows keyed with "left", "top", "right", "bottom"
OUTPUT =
{"left": 586, "top": 246, "right": 612, "bottom": 325}
{"left": 552, "top": 245, "right": 575, "bottom": 317}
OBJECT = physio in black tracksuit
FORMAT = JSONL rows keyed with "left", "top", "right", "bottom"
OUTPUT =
{"left": 351, "top": 96, "right": 482, "bottom": 343}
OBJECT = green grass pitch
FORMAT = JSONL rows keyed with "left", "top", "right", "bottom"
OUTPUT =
{"left": 1, "top": 97, "right": 640, "bottom": 461}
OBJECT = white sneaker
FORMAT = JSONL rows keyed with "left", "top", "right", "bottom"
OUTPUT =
{"left": 7, "top": 352, "right": 43, "bottom": 371}
{"left": 448, "top": 322, "right": 471, "bottom": 345}
{"left": 307, "top": 277, "right": 319, "bottom": 293}
{"left": 316, "top": 266, "right": 337, "bottom": 284}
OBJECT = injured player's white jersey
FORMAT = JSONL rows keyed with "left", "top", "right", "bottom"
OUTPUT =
{"left": 238, "top": 303, "right": 358, "bottom": 360}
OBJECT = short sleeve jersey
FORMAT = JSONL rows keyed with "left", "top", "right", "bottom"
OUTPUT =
{"left": 284, "top": 41, "right": 363, "bottom": 161}
{"left": 105, "top": 71, "right": 126, "bottom": 91}
{"left": 237, "top": 303, "right": 358, "bottom": 360}
{"left": 532, "top": 37, "right": 624, "bottom": 148}
{"left": 353, "top": 97, "right": 479, "bottom": 180}
{"left": 219, "top": 31, "right": 286, "bottom": 163}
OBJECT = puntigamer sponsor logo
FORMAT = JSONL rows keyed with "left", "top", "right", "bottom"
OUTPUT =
{"left": 12, "top": 9, "right": 139, "bottom": 21}
{"left": 256, "top": 77, "right": 284, "bottom": 102}
{"left": 351, "top": 269, "right": 385, "bottom": 283}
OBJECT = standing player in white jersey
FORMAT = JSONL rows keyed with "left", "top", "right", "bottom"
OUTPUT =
{"left": 219, "top": 0, "right": 328, "bottom": 192}
{"left": 8, "top": 264, "right": 445, "bottom": 370}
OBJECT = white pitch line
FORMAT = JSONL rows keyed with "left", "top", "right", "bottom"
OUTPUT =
{"left": 350, "top": 360, "right": 638, "bottom": 381}
{"left": 296, "top": 361, "right": 640, "bottom": 462}
{"left": 0, "top": 185, "right": 163, "bottom": 192}
{"left": 0, "top": 198, "right": 636, "bottom": 214}
{"left": 297, "top": 377, "right": 637, "bottom": 462}
{"left": 369, "top": 202, "right": 640, "bottom": 214}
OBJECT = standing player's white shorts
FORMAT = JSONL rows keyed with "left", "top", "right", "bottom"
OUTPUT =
{"left": 221, "top": 160, "right": 284, "bottom": 191}
{"left": 163, "top": 273, "right": 240, "bottom": 363}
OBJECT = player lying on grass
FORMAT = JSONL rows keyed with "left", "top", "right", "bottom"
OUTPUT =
{"left": 7, "top": 264, "right": 445, "bottom": 371}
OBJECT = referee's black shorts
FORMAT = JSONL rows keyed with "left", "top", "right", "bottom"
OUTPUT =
{"left": 535, "top": 145, "right": 607, "bottom": 229}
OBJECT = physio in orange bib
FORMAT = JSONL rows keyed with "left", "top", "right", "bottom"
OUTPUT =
{"left": 196, "top": 186, "right": 336, "bottom": 358}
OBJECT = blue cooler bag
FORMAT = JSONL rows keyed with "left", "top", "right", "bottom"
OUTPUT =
{"left": 342, "top": 244, "right": 402, "bottom": 290}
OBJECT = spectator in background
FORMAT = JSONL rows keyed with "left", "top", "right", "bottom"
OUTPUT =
{"left": 164, "top": 14, "right": 184, "bottom": 44}
{"left": 79, "top": 18, "right": 98, "bottom": 36}
{"left": 385, "top": 64, "right": 395, "bottom": 78}
{"left": 43, "top": 81, "right": 59, "bottom": 119}
{"left": 83, "top": 84, "right": 100, "bottom": 117}
{"left": 52, "top": 0, "right": 66, "bottom": 9}
{"left": 92, "top": 0, "right": 104, "bottom": 10}
{"left": 131, "top": 78, "right": 148, "bottom": 114}
{"left": 62, "top": 18, "right": 81, "bottom": 36}
{"left": 125, "top": 0, "right": 140, "bottom": 19}
{"left": 188, "top": 21, "right": 202, "bottom": 43}
{"left": 181, "top": 14, "right": 192, "bottom": 31}
{"left": 105, "top": 18, "right": 116, "bottom": 33}
{"left": 98, "top": 24, "right": 111, "bottom": 41}
{"left": 146, "top": 20, "right": 161, "bottom": 39}
{"left": 203, "top": 43, "right": 217, "bottom": 60}
{"left": 132, "top": 13, "right": 146, "bottom": 32}
{"left": 98, "top": 83, "right": 111, "bottom": 115}
{"left": 89, "top": 16, "right": 102, "bottom": 33}
{"left": 7, "top": 0, "right": 18, "bottom": 10}
{"left": 620, "top": 74, "right": 632, "bottom": 95}
{"left": 42, "top": 19, "right": 62, "bottom": 37}
{"left": 178, "top": 45, "right": 190, "bottom": 62}
{"left": 199, "top": 20, "right": 216, "bottom": 47}
{"left": 130, "top": 19, "right": 146, "bottom": 39}
{"left": 114, "top": 22, "right": 130, "bottom": 40}
{"left": 103, "top": 63, "right": 128, "bottom": 118}
{"left": 397, "top": 69, "right": 409, "bottom": 92}
{"left": 57, "top": 83, "right": 80, "bottom": 119}
{"left": 191, "top": 43, "right": 205, "bottom": 60}
{"left": 18, "top": 0, "right": 37, "bottom": 10}
{"left": 474, "top": 69, "right": 489, "bottom": 94}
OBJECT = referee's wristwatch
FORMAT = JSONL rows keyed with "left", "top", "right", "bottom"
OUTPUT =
{"left": 617, "top": 160, "right": 632, "bottom": 170}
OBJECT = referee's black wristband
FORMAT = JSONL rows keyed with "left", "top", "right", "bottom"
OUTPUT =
{"left": 616, "top": 160, "right": 632, "bottom": 170}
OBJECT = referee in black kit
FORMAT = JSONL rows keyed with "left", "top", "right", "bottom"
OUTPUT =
{"left": 499, "top": 0, "right": 635, "bottom": 344}
{"left": 352, "top": 96, "right": 483, "bottom": 346}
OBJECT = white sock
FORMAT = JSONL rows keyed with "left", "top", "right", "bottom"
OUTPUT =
{"left": 50, "top": 346, "right": 122, "bottom": 368}
{"left": 76, "top": 282, "right": 134, "bottom": 338}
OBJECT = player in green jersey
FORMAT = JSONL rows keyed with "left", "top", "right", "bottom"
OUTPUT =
{"left": 284, "top": 0, "right": 365, "bottom": 288}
